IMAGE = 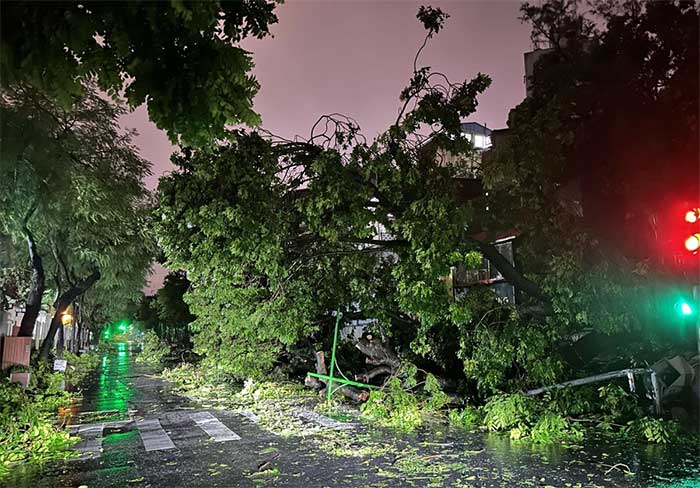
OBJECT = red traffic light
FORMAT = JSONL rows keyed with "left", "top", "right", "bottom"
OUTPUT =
{"left": 685, "top": 233, "right": 700, "bottom": 253}
{"left": 682, "top": 207, "right": 700, "bottom": 254}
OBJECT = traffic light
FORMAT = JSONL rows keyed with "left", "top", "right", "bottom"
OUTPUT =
{"left": 683, "top": 208, "right": 700, "bottom": 254}
{"left": 686, "top": 234, "right": 700, "bottom": 253}
{"left": 675, "top": 299, "right": 695, "bottom": 317}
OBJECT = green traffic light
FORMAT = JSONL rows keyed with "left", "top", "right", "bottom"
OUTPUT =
{"left": 674, "top": 299, "right": 695, "bottom": 317}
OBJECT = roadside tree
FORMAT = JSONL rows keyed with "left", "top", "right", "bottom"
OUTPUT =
{"left": 0, "top": 85, "right": 155, "bottom": 359}
{"left": 1, "top": 1, "right": 279, "bottom": 146}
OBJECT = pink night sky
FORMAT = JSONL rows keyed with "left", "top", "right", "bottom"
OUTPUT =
{"left": 130, "top": 0, "right": 533, "bottom": 292}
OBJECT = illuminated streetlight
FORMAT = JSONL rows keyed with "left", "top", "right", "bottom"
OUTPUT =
{"left": 61, "top": 312, "right": 73, "bottom": 326}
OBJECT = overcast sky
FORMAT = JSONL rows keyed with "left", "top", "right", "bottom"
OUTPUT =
{"left": 130, "top": 0, "right": 533, "bottom": 292}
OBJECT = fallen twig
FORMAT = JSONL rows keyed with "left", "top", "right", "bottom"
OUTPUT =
{"left": 602, "top": 463, "right": 632, "bottom": 475}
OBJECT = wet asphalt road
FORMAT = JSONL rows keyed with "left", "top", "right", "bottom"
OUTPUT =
{"left": 8, "top": 344, "right": 388, "bottom": 488}
{"left": 5, "top": 345, "right": 700, "bottom": 488}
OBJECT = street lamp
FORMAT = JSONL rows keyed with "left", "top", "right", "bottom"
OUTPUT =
{"left": 61, "top": 311, "right": 73, "bottom": 327}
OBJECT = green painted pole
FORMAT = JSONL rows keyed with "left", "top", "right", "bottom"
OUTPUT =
{"left": 327, "top": 312, "right": 342, "bottom": 402}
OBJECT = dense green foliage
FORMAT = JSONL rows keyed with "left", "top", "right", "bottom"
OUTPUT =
{"left": 62, "top": 351, "right": 100, "bottom": 386}
{"left": 479, "top": 385, "right": 685, "bottom": 445}
{"left": 136, "top": 330, "right": 170, "bottom": 365}
{"left": 360, "top": 364, "right": 450, "bottom": 432}
{"left": 480, "top": 0, "right": 699, "bottom": 359}
{"left": 1, "top": 85, "right": 155, "bottom": 350}
{"left": 0, "top": 352, "right": 100, "bottom": 479}
{"left": 136, "top": 271, "right": 194, "bottom": 352}
{"left": 157, "top": 7, "right": 502, "bottom": 382}
{"left": 1, "top": 1, "right": 279, "bottom": 146}
{"left": 155, "top": 3, "right": 699, "bottom": 429}
{"left": 0, "top": 380, "right": 75, "bottom": 479}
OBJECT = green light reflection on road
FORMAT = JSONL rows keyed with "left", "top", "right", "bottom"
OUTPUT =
{"left": 96, "top": 342, "right": 133, "bottom": 416}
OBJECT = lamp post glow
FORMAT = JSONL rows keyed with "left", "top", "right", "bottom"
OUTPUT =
{"left": 61, "top": 312, "right": 73, "bottom": 327}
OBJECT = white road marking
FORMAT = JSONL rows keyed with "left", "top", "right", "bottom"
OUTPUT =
{"left": 189, "top": 411, "right": 241, "bottom": 442}
{"left": 137, "top": 419, "right": 177, "bottom": 451}
{"left": 294, "top": 410, "right": 354, "bottom": 430}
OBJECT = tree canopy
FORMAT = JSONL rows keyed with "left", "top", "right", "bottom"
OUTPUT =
{"left": 479, "top": 0, "right": 699, "bottom": 361}
{"left": 483, "top": 0, "right": 699, "bottom": 262}
{"left": 157, "top": 7, "right": 551, "bottom": 388}
{"left": 1, "top": 84, "right": 155, "bottom": 354}
{"left": 1, "top": 1, "right": 279, "bottom": 146}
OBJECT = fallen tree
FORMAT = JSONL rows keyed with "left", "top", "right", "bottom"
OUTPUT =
{"left": 155, "top": 3, "right": 699, "bottom": 415}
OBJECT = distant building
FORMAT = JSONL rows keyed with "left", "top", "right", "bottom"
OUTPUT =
{"left": 523, "top": 48, "right": 553, "bottom": 97}
{"left": 460, "top": 122, "right": 492, "bottom": 150}
{"left": 436, "top": 121, "right": 492, "bottom": 178}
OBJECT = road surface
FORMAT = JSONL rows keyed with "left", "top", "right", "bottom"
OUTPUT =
{"left": 6, "top": 344, "right": 699, "bottom": 488}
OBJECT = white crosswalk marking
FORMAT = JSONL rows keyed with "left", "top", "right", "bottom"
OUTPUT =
{"left": 190, "top": 411, "right": 241, "bottom": 442}
{"left": 137, "top": 419, "right": 177, "bottom": 451}
{"left": 71, "top": 411, "right": 248, "bottom": 454}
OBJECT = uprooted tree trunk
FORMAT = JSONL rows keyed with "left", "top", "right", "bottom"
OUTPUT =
{"left": 354, "top": 335, "right": 401, "bottom": 383}
{"left": 17, "top": 226, "right": 45, "bottom": 337}
{"left": 39, "top": 269, "right": 100, "bottom": 361}
{"left": 305, "top": 334, "right": 403, "bottom": 398}
{"left": 305, "top": 351, "right": 369, "bottom": 402}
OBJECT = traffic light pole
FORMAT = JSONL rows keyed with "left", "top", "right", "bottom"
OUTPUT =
{"left": 695, "top": 285, "right": 700, "bottom": 434}
{"left": 695, "top": 285, "right": 700, "bottom": 363}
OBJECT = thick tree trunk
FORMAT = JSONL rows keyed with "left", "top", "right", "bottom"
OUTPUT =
{"left": 39, "top": 269, "right": 100, "bottom": 361}
{"left": 355, "top": 336, "right": 401, "bottom": 370}
{"left": 18, "top": 229, "right": 45, "bottom": 337}
{"left": 56, "top": 323, "right": 64, "bottom": 357}
{"left": 472, "top": 239, "right": 548, "bottom": 302}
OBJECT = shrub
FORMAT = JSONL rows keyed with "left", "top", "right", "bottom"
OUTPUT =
{"left": 598, "top": 383, "right": 641, "bottom": 422}
{"left": 623, "top": 417, "right": 680, "bottom": 444}
{"left": 530, "top": 412, "right": 583, "bottom": 444}
{"left": 0, "top": 379, "right": 77, "bottom": 480}
{"left": 63, "top": 351, "right": 100, "bottom": 385}
{"left": 448, "top": 406, "right": 481, "bottom": 430}
{"left": 360, "top": 366, "right": 449, "bottom": 432}
{"left": 482, "top": 393, "right": 586, "bottom": 443}
{"left": 136, "top": 330, "right": 169, "bottom": 364}
{"left": 482, "top": 393, "right": 539, "bottom": 432}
